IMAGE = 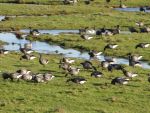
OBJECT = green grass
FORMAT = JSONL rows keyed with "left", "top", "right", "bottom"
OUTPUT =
{"left": 0, "top": 53, "right": 150, "bottom": 113}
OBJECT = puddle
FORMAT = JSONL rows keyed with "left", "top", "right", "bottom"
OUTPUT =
{"left": 0, "top": 32, "right": 149, "bottom": 69}
{"left": 114, "top": 7, "right": 150, "bottom": 12}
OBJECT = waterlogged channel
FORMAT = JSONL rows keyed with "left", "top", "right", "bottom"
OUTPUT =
{"left": 0, "top": 32, "right": 150, "bottom": 69}
{"left": 114, "top": 7, "right": 150, "bottom": 12}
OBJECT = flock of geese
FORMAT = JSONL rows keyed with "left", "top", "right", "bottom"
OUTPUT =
{"left": 0, "top": 35, "right": 149, "bottom": 84}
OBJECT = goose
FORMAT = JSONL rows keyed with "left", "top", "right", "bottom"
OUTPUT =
{"left": 21, "top": 73, "right": 33, "bottom": 81}
{"left": 128, "top": 27, "right": 139, "bottom": 33}
{"left": 9, "top": 72, "right": 23, "bottom": 81}
{"left": 91, "top": 70, "right": 103, "bottom": 78}
{"left": 33, "top": 73, "right": 45, "bottom": 83}
{"left": 0, "top": 49, "right": 9, "bottom": 54}
{"left": 139, "top": 6, "right": 145, "bottom": 12}
{"left": 39, "top": 54, "right": 49, "bottom": 66}
{"left": 128, "top": 54, "right": 142, "bottom": 67}
{"left": 59, "top": 62, "right": 70, "bottom": 73}
{"left": 120, "top": 4, "right": 127, "bottom": 8}
{"left": 135, "top": 43, "right": 150, "bottom": 49}
{"left": 127, "top": 53, "right": 143, "bottom": 62}
{"left": 146, "top": 6, "right": 150, "bottom": 10}
{"left": 88, "top": 50, "right": 102, "bottom": 58}
{"left": 103, "top": 25, "right": 120, "bottom": 35}
{"left": 121, "top": 68, "right": 138, "bottom": 78}
{"left": 80, "top": 61, "right": 95, "bottom": 70}
{"left": 43, "top": 73, "right": 55, "bottom": 82}
{"left": 111, "top": 77, "right": 129, "bottom": 85}
{"left": 66, "top": 77, "right": 87, "bottom": 84}
{"left": 140, "top": 27, "right": 150, "bottom": 33}
{"left": 18, "top": 44, "right": 33, "bottom": 54}
{"left": 104, "top": 44, "right": 118, "bottom": 51}
{"left": 65, "top": 66, "right": 80, "bottom": 77}
{"left": 80, "top": 34, "right": 93, "bottom": 40}
{"left": 29, "top": 27, "right": 40, "bottom": 36}
{"left": 107, "top": 64, "right": 123, "bottom": 72}
{"left": 104, "top": 56, "right": 116, "bottom": 64}
{"left": 101, "top": 61, "right": 110, "bottom": 69}
{"left": 135, "top": 21, "right": 144, "bottom": 27}
{"left": 16, "top": 69, "right": 31, "bottom": 75}
{"left": 24, "top": 42, "right": 32, "bottom": 50}
{"left": 60, "top": 57, "right": 75, "bottom": 64}
{"left": 85, "top": 27, "right": 96, "bottom": 35}
{"left": 20, "top": 53, "right": 36, "bottom": 60}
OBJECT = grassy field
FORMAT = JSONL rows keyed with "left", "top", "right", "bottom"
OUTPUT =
{"left": 0, "top": 0, "right": 150, "bottom": 113}
{"left": 0, "top": 53, "right": 150, "bottom": 113}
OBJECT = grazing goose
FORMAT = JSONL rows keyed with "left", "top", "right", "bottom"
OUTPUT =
{"left": 43, "top": 73, "right": 55, "bottom": 82}
{"left": 2, "top": 72, "right": 11, "bottom": 80}
{"left": 121, "top": 68, "right": 138, "bottom": 78}
{"left": 128, "top": 27, "right": 139, "bottom": 33}
{"left": 39, "top": 54, "right": 49, "bottom": 66}
{"left": 20, "top": 53, "right": 36, "bottom": 60}
{"left": 139, "top": 6, "right": 145, "bottom": 12}
{"left": 60, "top": 57, "right": 75, "bottom": 64}
{"left": 140, "top": 27, "right": 150, "bottom": 33}
{"left": 18, "top": 44, "right": 33, "bottom": 54}
{"left": 29, "top": 27, "right": 40, "bottom": 36}
{"left": 108, "top": 64, "right": 123, "bottom": 72}
{"left": 66, "top": 77, "right": 87, "bottom": 84}
{"left": 80, "top": 61, "right": 95, "bottom": 70}
{"left": 111, "top": 77, "right": 129, "bottom": 85}
{"left": 0, "top": 49, "right": 9, "bottom": 54}
{"left": 104, "top": 44, "right": 118, "bottom": 51}
{"left": 81, "top": 34, "right": 93, "bottom": 40}
{"left": 104, "top": 56, "right": 116, "bottom": 64}
{"left": 135, "top": 43, "right": 150, "bottom": 49}
{"left": 9, "top": 72, "right": 23, "bottom": 81}
{"left": 88, "top": 50, "right": 102, "bottom": 58}
{"left": 65, "top": 66, "right": 80, "bottom": 77}
{"left": 91, "top": 70, "right": 103, "bottom": 78}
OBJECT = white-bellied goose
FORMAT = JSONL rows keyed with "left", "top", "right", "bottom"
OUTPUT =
{"left": 60, "top": 57, "right": 75, "bottom": 64}
{"left": 0, "top": 49, "right": 9, "bottom": 54}
{"left": 121, "top": 68, "right": 138, "bottom": 78}
{"left": 43, "top": 73, "right": 55, "bottom": 82}
{"left": 135, "top": 43, "right": 150, "bottom": 49}
{"left": 66, "top": 77, "right": 87, "bottom": 84}
{"left": 29, "top": 27, "right": 40, "bottom": 36}
{"left": 81, "top": 34, "right": 93, "bottom": 40}
{"left": 20, "top": 53, "right": 36, "bottom": 60}
{"left": 91, "top": 70, "right": 103, "bottom": 78}
{"left": 111, "top": 77, "right": 129, "bottom": 85}
{"left": 18, "top": 44, "right": 33, "bottom": 54}
{"left": 104, "top": 44, "right": 118, "bottom": 51}
{"left": 104, "top": 56, "right": 116, "bottom": 64}
{"left": 88, "top": 50, "right": 102, "bottom": 58}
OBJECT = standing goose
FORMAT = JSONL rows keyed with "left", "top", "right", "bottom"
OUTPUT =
{"left": 104, "top": 44, "right": 118, "bottom": 51}
{"left": 66, "top": 77, "right": 87, "bottom": 84}
{"left": 139, "top": 6, "right": 146, "bottom": 12}
{"left": 104, "top": 56, "right": 116, "bottom": 64}
{"left": 39, "top": 54, "right": 49, "bottom": 66}
{"left": 107, "top": 64, "right": 123, "bottom": 72}
{"left": 127, "top": 53, "right": 143, "bottom": 62}
{"left": 121, "top": 68, "right": 138, "bottom": 78}
{"left": 43, "top": 73, "right": 55, "bottom": 82}
{"left": 65, "top": 66, "right": 80, "bottom": 77}
{"left": 135, "top": 43, "right": 150, "bottom": 49}
{"left": 111, "top": 77, "right": 129, "bottom": 85}
{"left": 0, "top": 49, "right": 9, "bottom": 54}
